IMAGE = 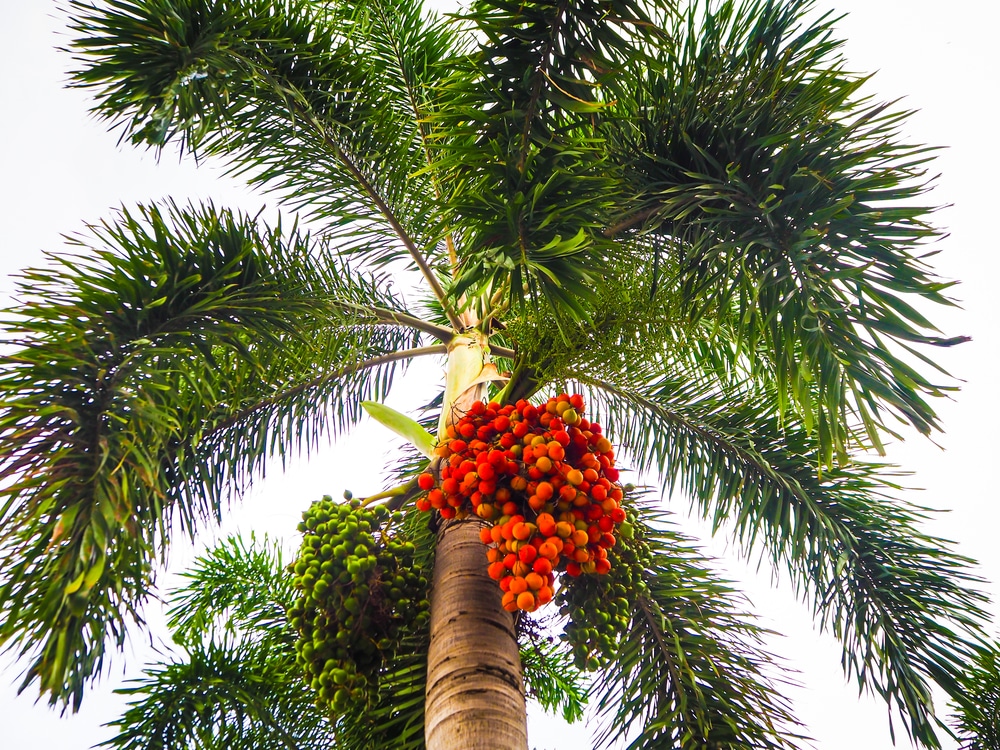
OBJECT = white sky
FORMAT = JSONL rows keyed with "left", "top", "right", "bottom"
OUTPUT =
{"left": 1, "top": 1, "right": 998, "bottom": 749}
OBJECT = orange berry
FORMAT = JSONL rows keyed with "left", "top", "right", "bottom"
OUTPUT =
{"left": 502, "top": 591, "right": 518, "bottom": 611}
{"left": 525, "top": 572, "right": 544, "bottom": 591}
{"left": 537, "top": 585, "right": 553, "bottom": 604}
{"left": 479, "top": 527, "right": 494, "bottom": 544}
{"left": 532, "top": 557, "right": 552, "bottom": 575}
{"left": 536, "top": 513, "right": 556, "bottom": 537}
{"left": 516, "top": 591, "right": 537, "bottom": 612}
{"left": 546, "top": 442, "right": 565, "bottom": 461}
{"left": 488, "top": 561, "right": 506, "bottom": 580}
{"left": 555, "top": 521, "right": 574, "bottom": 539}
{"left": 518, "top": 544, "right": 538, "bottom": 564}
{"left": 512, "top": 561, "right": 531, "bottom": 577}
{"left": 512, "top": 522, "right": 535, "bottom": 541}
{"left": 418, "top": 472, "right": 436, "bottom": 490}
{"left": 566, "top": 469, "right": 584, "bottom": 486}
{"left": 538, "top": 542, "right": 558, "bottom": 560}
{"left": 534, "top": 455, "right": 553, "bottom": 473}
{"left": 509, "top": 576, "right": 528, "bottom": 595}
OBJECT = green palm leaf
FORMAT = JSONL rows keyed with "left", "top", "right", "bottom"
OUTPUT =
{"left": 606, "top": 0, "right": 964, "bottom": 460}
{"left": 0, "top": 200, "right": 439, "bottom": 707}
{"left": 432, "top": 0, "right": 661, "bottom": 326}
{"left": 68, "top": 0, "right": 452, "bottom": 281}
{"left": 101, "top": 536, "right": 331, "bottom": 750}
{"left": 949, "top": 642, "right": 1000, "bottom": 750}
{"left": 590, "top": 500, "right": 802, "bottom": 749}
{"left": 575, "top": 367, "right": 986, "bottom": 747}
{"left": 104, "top": 637, "right": 330, "bottom": 750}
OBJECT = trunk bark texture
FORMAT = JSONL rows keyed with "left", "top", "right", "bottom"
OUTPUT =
{"left": 424, "top": 518, "right": 527, "bottom": 749}
{"left": 424, "top": 333, "right": 528, "bottom": 749}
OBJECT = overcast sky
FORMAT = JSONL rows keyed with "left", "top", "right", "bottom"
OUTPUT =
{"left": 1, "top": 2, "right": 998, "bottom": 748}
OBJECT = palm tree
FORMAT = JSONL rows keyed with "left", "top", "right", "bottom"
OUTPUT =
{"left": 0, "top": 0, "right": 990, "bottom": 747}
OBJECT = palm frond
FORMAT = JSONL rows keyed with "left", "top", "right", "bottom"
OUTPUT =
{"left": 949, "top": 642, "right": 1000, "bottom": 750}
{"left": 608, "top": 0, "right": 963, "bottom": 461}
{"left": 102, "top": 535, "right": 324, "bottom": 750}
{"left": 520, "top": 620, "right": 588, "bottom": 723}
{"left": 590, "top": 499, "right": 802, "bottom": 749}
{"left": 431, "top": 0, "right": 662, "bottom": 327}
{"left": 0, "top": 200, "right": 433, "bottom": 707}
{"left": 102, "top": 637, "right": 331, "bottom": 750}
{"left": 167, "top": 534, "right": 295, "bottom": 648}
{"left": 67, "top": 0, "right": 456, "bottom": 303}
{"left": 576, "top": 367, "right": 986, "bottom": 747}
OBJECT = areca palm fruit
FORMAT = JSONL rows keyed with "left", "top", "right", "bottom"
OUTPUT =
{"left": 289, "top": 496, "right": 428, "bottom": 711}
{"left": 415, "top": 393, "right": 626, "bottom": 612}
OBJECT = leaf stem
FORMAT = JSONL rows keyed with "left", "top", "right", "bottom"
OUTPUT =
{"left": 204, "top": 344, "right": 448, "bottom": 438}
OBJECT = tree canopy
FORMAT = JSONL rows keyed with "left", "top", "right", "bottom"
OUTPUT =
{"left": 0, "top": 1, "right": 995, "bottom": 748}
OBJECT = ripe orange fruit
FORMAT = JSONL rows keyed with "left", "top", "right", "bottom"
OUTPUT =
{"left": 516, "top": 591, "right": 537, "bottom": 612}
{"left": 538, "top": 541, "right": 558, "bottom": 560}
{"left": 509, "top": 576, "right": 528, "bottom": 595}
{"left": 512, "top": 522, "right": 535, "bottom": 541}
{"left": 536, "top": 513, "right": 556, "bottom": 536}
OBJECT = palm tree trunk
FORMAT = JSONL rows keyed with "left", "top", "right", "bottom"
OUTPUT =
{"left": 425, "top": 519, "right": 527, "bottom": 749}
{"left": 424, "top": 334, "right": 528, "bottom": 749}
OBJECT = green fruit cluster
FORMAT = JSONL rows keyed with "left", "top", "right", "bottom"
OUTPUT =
{"left": 557, "top": 512, "right": 648, "bottom": 670}
{"left": 288, "top": 496, "right": 429, "bottom": 712}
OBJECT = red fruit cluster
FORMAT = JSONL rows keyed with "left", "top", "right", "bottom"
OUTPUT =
{"left": 416, "top": 394, "right": 625, "bottom": 612}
